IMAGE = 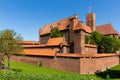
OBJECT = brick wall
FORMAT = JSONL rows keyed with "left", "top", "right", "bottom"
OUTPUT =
{"left": 80, "top": 56, "right": 120, "bottom": 74}
{"left": 62, "top": 30, "right": 69, "bottom": 42}
{"left": 10, "top": 55, "right": 40, "bottom": 65}
{"left": 10, "top": 54, "right": 120, "bottom": 74}
{"left": 10, "top": 55, "right": 80, "bottom": 74}
{"left": 40, "top": 34, "right": 50, "bottom": 44}
{"left": 55, "top": 57, "right": 80, "bottom": 74}
{"left": 74, "top": 30, "right": 85, "bottom": 54}
{"left": 85, "top": 46, "right": 97, "bottom": 54}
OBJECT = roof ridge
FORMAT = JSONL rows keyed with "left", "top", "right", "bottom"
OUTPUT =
{"left": 96, "top": 23, "right": 119, "bottom": 35}
{"left": 43, "top": 15, "right": 74, "bottom": 28}
{"left": 110, "top": 24, "right": 114, "bottom": 33}
{"left": 96, "top": 23, "right": 111, "bottom": 27}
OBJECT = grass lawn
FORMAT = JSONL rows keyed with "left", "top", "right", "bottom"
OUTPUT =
{"left": 96, "top": 65, "right": 120, "bottom": 80}
{"left": 1, "top": 60, "right": 120, "bottom": 80}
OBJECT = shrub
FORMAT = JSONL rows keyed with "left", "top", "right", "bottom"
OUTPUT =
{"left": 106, "top": 74, "right": 110, "bottom": 80}
{"left": 38, "top": 61, "right": 42, "bottom": 67}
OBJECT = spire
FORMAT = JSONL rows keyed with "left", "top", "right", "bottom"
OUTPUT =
{"left": 74, "top": 13, "right": 78, "bottom": 19}
{"left": 88, "top": 6, "right": 92, "bottom": 13}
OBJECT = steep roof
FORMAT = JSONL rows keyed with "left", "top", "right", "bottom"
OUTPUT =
{"left": 40, "top": 15, "right": 92, "bottom": 35}
{"left": 96, "top": 24, "right": 118, "bottom": 35}
{"left": 74, "top": 20, "right": 92, "bottom": 32}
{"left": 40, "top": 17, "right": 70, "bottom": 35}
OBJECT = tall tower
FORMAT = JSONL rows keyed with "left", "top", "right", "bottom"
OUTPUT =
{"left": 86, "top": 12, "right": 96, "bottom": 31}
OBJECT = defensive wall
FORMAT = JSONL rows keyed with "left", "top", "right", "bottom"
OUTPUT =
{"left": 11, "top": 53, "right": 120, "bottom": 74}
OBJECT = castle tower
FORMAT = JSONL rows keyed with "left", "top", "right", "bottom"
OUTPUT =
{"left": 86, "top": 12, "right": 96, "bottom": 31}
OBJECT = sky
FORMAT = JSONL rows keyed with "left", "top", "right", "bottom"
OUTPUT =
{"left": 0, "top": 0, "right": 120, "bottom": 41}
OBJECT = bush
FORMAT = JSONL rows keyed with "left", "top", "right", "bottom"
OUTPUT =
{"left": 38, "top": 61, "right": 42, "bottom": 67}
{"left": 106, "top": 74, "right": 110, "bottom": 80}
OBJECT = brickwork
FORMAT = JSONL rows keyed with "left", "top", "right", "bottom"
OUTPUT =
{"left": 38, "top": 14, "right": 96, "bottom": 54}
{"left": 40, "top": 34, "right": 50, "bottom": 44}
{"left": 80, "top": 56, "right": 120, "bottom": 74}
{"left": 10, "top": 55, "right": 80, "bottom": 74}
{"left": 61, "top": 30, "right": 69, "bottom": 42}
{"left": 96, "top": 56, "right": 119, "bottom": 71}
{"left": 10, "top": 54, "right": 120, "bottom": 74}
{"left": 10, "top": 55, "right": 40, "bottom": 65}
{"left": 86, "top": 12, "right": 96, "bottom": 31}
{"left": 85, "top": 46, "right": 97, "bottom": 54}
{"left": 55, "top": 57, "right": 80, "bottom": 74}
{"left": 74, "top": 30, "right": 85, "bottom": 54}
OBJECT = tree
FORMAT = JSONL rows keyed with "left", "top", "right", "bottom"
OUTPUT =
{"left": 85, "top": 35, "right": 95, "bottom": 45}
{"left": 90, "top": 31, "right": 103, "bottom": 46}
{"left": 0, "top": 36, "right": 6, "bottom": 68}
{"left": 85, "top": 31, "right": 120, "bottom": 53}
{"left": 101, "top": 36, "right": 120, "bottom": 53}
{"left": 0, "top": 29, "right": 23, "bottom": 69}
{"left": 101, "top": 36, "right": 114, "bottom": 53}
{"left": 113, "top": 38, "right": 120, "bottom": 52}
{"left": 50, "top": 27, "right": 64, "bottom": 38}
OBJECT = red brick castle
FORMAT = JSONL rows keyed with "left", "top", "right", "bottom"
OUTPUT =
{"left": 14, "top": 12, "right": 120, "bottom": 74}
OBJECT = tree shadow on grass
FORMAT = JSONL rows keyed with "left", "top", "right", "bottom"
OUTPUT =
{"left": 11, "top": 68, "right": 22, "bottom": 73}
{"left": 96, "top": 69, "right": 120, "bottom": 79}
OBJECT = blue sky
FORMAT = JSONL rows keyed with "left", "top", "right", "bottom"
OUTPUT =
{"left": 0, "top": 0, "right": 120, "bottom": 41}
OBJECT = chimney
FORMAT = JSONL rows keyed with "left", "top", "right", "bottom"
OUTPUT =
{"left": 69, "top": 14, "right": 78, "bottom": 43}
{"left": 86, "top": 12, "right": 96, "bottom": 31}
{"left": 39, "top": 28, "right": 42, "bottom": 42}
{"left": 73, "top": 14, "right": 78, "bottom": 29}
{"left": 70, "top": 14, "right": 78, "bottom": 30}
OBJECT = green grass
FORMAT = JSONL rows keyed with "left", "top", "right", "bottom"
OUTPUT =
{"left": 3, "top": 60, "right": 103, "bottom": 80}
{"left": 1, "top": 60, "right": 120, "bottom": 80}
{"left": 96, "top": 65, "right": 120, "bottom": 80}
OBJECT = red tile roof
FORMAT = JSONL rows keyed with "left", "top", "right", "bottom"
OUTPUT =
{"left": 22, "top": 37, "right": 67, "bottom": 48}
{"left": 85, "top": 44, "right": 97, "bottom": 48}
{"left": 40, "top": 17, "right": 70, "bottom": 35}
{"left": 47, "top": 37, "right": 63, "bottom": 46}
{"left": 23, "top": 44, "right": 46, "bottom": 48}
{"left": 21, "top": 37, "right": 68, "bottom": 48}
{"left": 40, "top": 15, "right": 92, "bottom": 35}
{"left": 74, "top": 20, "right": 92, "bottom": 33}
{"left": 18, "top": 49, "right": 119, "bottom": 57}
{"left": 22, "top": 49, "right": 58, "bottom": 56}
{"left": 18, "top": 41, "right": 40, "bottom": 45}
{"left": 96, "top": 24, "right": 118, "bottom": 35}
{"left": 57, "top": 53, "right": 119, "bottom": 58}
